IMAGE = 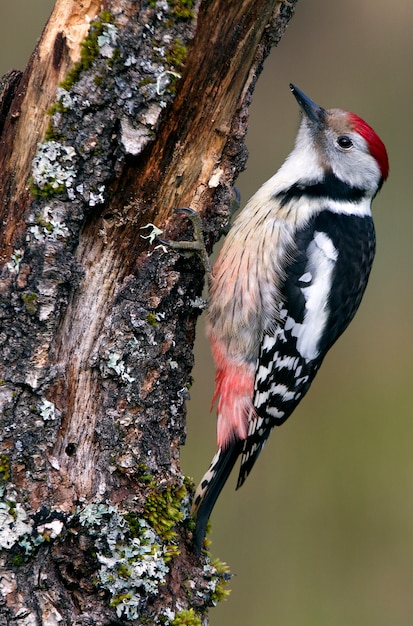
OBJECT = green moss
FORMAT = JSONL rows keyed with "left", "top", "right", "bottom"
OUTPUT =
{"left": 30, "top": 179, "right": 65, "bottom": 199}
{"left": 99, "top": 9, "right": 114, "bottom": 23}
{"left": 117, "top": 563, "right": 132, "bottom": 579}
{"left": 107, "top": 46, "right": 121, "bottom": 68}
{"left": 59, "top": 11, "right": 115, "bottom": 90}
{"left": 22, "top": 293, "right": 38, "bottom": 315}
{"left": 36, "top": 215, "right": 54, "bottom": 232}
{"left": 169, "top": 0, "right": 195, "bottom": 20}
{"left": 11, "top": 554, "right": 24, "bottom": 567}
{"left": 44, "top": 121, "right": 62, "bottom": 142}
{"left": 139, "top": 77, "right": 154, "bottom": 88}
{"left": 136, "top": 464, "right": 154, "bottom": 483}
{"left": 47, "top": 101, "right": 69, "bottom": 117}
{"left": 165, "top": 39, "right": 188, "bottom": 70}
{"left": 7, "top": 500, "right": 17, "bottom": 521}
{"left": 143, "top": 483, "right": 186, "bottom": 542}
{"left": 171, "top": 609, "right": 201, "bottom": 626}
{"left": 152, "top": 36, "right": 187, "bottom": 79}
{"left": 210, "top": 558, "right": 231, "bottom": 603}
{"left": 147, "top": 313, "right": 159, "bottom": 327}
{"left": 123, "top": 511, "right": 141, "bottom": 539}
{"left": 93, "top": 74, "right": 104, "bottom": 86}
{"left": 0, "top": 454, "right": 10, "bottom": 482}
{"left": 109, "top": 592, "right": 133, "bottom": 609}
{"left": 164, "top": 542, "right": 181, "bottom": 563}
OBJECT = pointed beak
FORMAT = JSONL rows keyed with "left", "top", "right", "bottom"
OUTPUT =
{"left": 290, "top": 83, "right": 326, "bottom": 126}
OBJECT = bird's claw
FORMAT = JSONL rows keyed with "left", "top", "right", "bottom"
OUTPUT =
{"left": 157, "top": 207, "right": 212, "bottom": 275}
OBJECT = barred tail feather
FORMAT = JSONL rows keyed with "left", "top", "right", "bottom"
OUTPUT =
{"left": 236, "top": 425, "right": 272, "bottom": 489}
{"left": 191, "top": 442, "right": 242, "bottom": 554}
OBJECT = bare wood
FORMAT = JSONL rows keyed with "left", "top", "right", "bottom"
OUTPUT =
{"left": 0, "top": 0, "right": 296, "bottom": 622}
{"left": 0, "top": 1, "right": 101, "bottom": 263}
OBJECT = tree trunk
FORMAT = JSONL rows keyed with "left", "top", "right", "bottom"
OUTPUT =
{"left": 0, "top": 1, "right": 296, "bottom": 623}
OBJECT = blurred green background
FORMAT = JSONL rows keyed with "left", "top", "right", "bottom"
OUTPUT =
{"left": 1, "top": 1, "right": 412, "bottom": 624}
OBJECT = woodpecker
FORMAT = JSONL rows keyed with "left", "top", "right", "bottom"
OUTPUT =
{"left": 191, "top": 83, "right": 389, "bottom": 553}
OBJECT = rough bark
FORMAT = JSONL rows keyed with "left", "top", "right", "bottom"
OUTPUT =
{"left": 0, "top": 0, "right": 296, "bottom": 623}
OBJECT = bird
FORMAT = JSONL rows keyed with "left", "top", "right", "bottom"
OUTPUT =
{"left": 191, "top": 83, "right": 389, "bottom": 554}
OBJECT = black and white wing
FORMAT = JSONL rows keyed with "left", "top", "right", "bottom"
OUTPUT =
{"left": 237, "top": 210, "right": 376, "bottom": 488}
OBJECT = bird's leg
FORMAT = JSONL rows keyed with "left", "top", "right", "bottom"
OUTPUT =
{"left": 158, "top": 188, "right": 241, "bottom": 276}
{"left": 158, "top": 207, "right": 212, "bottom": 275}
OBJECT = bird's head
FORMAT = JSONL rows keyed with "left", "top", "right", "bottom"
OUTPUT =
{"left": 289, "top": 83, "right": 389, "bottom": 194}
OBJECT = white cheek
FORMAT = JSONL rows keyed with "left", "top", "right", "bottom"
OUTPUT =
{"left": 332, "top": 153, "right": 381, "bottom": 190}
{"left": 327, "top": 134, "right": 382, "bottom": 193}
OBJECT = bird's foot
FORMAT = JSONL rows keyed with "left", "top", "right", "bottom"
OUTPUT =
{"left": 158, "top": 207, "right": 212, "bottom": 274}
{"left": 158, "top": 189, "right": 240, "bottom": 275}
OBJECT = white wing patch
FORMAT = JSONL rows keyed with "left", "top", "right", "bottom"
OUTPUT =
{"left": 292, "top": 230, "right": 338, "bottom": 362}
{"left": 298, "top": 271, "right": 312, "bottom": 283}
{"left": 313, "top": 231, "right": 338, "bottom": 262}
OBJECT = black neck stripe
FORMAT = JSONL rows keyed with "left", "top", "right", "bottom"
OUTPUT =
{"left": 275, "top": 172, "right": 367, "bottom": 207}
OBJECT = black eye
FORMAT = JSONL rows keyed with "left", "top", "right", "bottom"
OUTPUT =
{"left": 337, "top": 135, "right": 353, "bottom": 149}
